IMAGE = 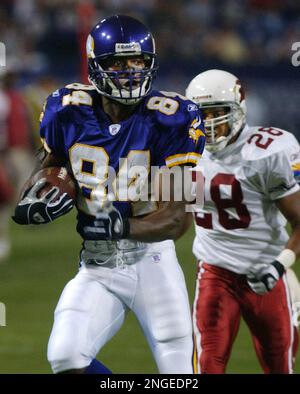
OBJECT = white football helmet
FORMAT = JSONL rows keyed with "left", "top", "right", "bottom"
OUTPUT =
{"left": 186, "top": 69, "right": 246, "bottom": 152}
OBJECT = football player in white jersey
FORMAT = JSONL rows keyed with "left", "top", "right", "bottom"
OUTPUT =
{"left": 186, "top": 69, "right": 300, "bottom": 374}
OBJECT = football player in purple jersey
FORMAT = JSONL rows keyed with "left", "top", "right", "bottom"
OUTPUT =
{"left": 13, "top": 15, "right": 205, "bottom": 374}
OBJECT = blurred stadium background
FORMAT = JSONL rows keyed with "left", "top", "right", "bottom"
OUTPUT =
{"left": 0, "top": 0, "right": 300, "bottom": 373}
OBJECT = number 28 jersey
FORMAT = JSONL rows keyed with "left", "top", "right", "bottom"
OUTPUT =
{"left": 193, "top": 125, "right": 300, "bottom": 275}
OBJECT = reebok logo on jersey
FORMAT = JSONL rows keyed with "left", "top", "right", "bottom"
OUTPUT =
{"left": 188, "top": 104, "right": 198, "bottom": 112}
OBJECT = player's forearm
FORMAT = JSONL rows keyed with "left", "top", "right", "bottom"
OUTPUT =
{"left": 272, "top": 224, "right": 300, "bottom": 272}
{"left": 286, "top": 223, "right": 300, "bottom": 258}
{"left": 276, "top": 191, "right": 300, "bottom": 260}
{"left": 18, "top": 151, "right": 67, "bottom": 201}
{"left": 128, "top": 202, "right": 189, "bottom": 242}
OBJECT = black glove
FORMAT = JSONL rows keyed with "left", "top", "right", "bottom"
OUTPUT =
{"left": 12, "top": 179, "right": 74, "bottom": 225}
{"left": 82, "top": 202, "right": 130, "bottom": 241}
{"left": 247, "top": 260, "right": 285, "bottom": 295}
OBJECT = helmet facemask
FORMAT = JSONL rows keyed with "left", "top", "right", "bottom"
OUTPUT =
{"left": 88, "top": 53, "right": 158, "bottom": 105}
{"left": 201, "top": 102, "right": 246, "bottom": 152}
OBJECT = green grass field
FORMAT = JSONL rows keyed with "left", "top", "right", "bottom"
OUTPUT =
{"left": 0, "top": 212, "right": 299, "bottom": 373}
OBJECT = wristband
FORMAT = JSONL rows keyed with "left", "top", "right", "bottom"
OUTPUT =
{"left": 276, "top": 249, "right": 296, "bottom": 269}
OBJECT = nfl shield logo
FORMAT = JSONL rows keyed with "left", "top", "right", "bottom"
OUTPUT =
{"left": 109, "top": 124, "right": 121, "bottom": 136}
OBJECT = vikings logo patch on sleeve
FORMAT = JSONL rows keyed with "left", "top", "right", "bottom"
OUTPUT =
{"left": 292, "top": 162, "right": 300, "bottom": 184}
{"left": 189, "top": 117, "right": 205, "bottom": 144}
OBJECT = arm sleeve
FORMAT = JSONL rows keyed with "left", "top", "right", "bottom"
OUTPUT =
{"left": 264, "top": 150, "right": 300, "bottom": 200}
{"left": 39, "top": 94, "right": 67, "bottom": 159}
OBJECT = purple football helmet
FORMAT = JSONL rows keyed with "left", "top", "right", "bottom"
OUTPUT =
{"left": 87, "top": 15, "right": 158, "bottom": 105}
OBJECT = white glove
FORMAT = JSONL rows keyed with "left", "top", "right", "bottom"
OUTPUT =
{"left": 246, "top": 261, "right": 285, "bottom": 295}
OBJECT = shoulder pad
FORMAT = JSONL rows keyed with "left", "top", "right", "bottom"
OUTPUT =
{"left": 64, "top": 82, "right": 96, "bottom": 92}
{"left": 145, "top": 90, "right": 200, "bottom": 128}
{"left": 45, "top": 82, "right": 96, "bottom": 115}
{"left": 241, "top": 127, "right": 300, "bottom": 161}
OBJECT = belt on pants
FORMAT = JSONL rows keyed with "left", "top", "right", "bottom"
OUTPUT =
{"left": 81, "top": 239, "right": 148, "bottom": 268}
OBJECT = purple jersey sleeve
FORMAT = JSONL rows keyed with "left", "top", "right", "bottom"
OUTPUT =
{"left": 149, "top": 93, "right": 206, "bottom": 167}
{"left": 39, "top": 89, "right": 68, "bottom": 159}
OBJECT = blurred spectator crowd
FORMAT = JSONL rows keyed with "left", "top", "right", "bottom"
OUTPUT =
{"left": 1, "top": 0, "right": 300, "bottom": 76}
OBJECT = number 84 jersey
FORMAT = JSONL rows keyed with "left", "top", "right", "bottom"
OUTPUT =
{"left": 193, "top": 125, "right": 300, "bottom": 275}
{"left": 39, "top": 84, "right": 205, "bottom": 237}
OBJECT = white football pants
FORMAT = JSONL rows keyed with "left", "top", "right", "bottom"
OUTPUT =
{"left": 47, "top": 240, "right": 193, "bottom": 373}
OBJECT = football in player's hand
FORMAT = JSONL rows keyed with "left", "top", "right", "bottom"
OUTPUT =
{"left": 23, "top": 167, "right": 77, "bottom": 202}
